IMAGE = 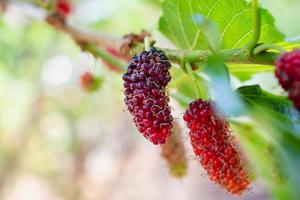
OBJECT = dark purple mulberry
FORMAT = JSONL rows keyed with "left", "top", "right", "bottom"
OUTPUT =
{"left": 275, "top": 49, "right": 300, "bottom": 110}
{"left": 122, "top": 48, "right": 173, "bottom": 144}
{"left": 183, "top": 99, "right": 250, "bottom": 195}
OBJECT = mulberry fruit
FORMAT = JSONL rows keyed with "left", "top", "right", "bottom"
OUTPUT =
{"left": 275, "top": 49, "right": 300, "bottom": 110}
{"left": 161, "top": 122, "right": 187, "bottom": 178}
{"left": 80, "top": 71, "right": 102, "bottom": 92}
{"left": 123, "top": 48, "right": 172, "bottom": 144}
{"left": 183, "top": 99, "right": 249, "bottom": 195}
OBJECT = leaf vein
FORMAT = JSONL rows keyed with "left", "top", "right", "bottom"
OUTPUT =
{"left": 219, "top": 9, "right": 251, "bottom": 47}
{"left": 176, "top": 0, "right": 191, "bottom": 48}
{"left": 191, "top": 0, "right": 221, "bottom": 50}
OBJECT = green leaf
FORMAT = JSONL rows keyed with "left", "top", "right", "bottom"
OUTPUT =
{"left": 159, "top": 0, "right": 284, "bottom": 50}
{"left": 201, "top": 54, "right": 245, "bottom": 115}
{"left": 277, "top": 41, "right": 300, "bottom": 51}
{"left": 234, "top": 85, "right": 300, "bottom": 199}
{"left": 228, "top": 64, "right": 274, "bottom": 81}
{"left": 237, "top": 85, "right": 300, "bottom": 122}
{"left": 231, "top": 123, "right": 297, "bottom": 200}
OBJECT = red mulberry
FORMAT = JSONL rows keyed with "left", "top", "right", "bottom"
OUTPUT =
{"left": 183, "top": 99, "right": 249, "bottom": 195}
{"left": 80, "top": 71, "right": 101, "bottom": 92}
{"left": 56, "top": 0, "right": 72, "bottom": 17}
{"left": 122, "top": 48, "right": 172, "bottom": 144}
{"left": 275, "top": 49, "right": 300, "bottom": 110}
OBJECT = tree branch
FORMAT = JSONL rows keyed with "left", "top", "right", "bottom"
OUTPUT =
{"left": 45, "top": 13, "right": 125, "bottom": 50}
{"left": 45, "top": 12, "right": 277, "bottom": 73}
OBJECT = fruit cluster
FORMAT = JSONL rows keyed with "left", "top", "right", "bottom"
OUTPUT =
{"left": 122, "top": 48, "right": 173, "bottom": 144}
{"left": 123, "top": 48, "right": 250, "bottom": 194}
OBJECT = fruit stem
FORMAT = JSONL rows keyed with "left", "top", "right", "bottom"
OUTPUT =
{"left": 253, "top": 43, "right": 285, "bottom": 55}
{"left": 247, "top": 0, "right": 261, "bottom": 53}
{"left": 144, "top": 36, "right": 151, "bottom": 51}
{"left": 185, "top": 63, "right": 203, "bottom": 99}
{"left": 161, "top": 48, "right": 278, "bottom": 66}
{"left": 85, "top": 44, "right": 127, "bottom": 72}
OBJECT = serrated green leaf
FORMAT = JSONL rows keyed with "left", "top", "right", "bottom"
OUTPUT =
{"left": 159, "top": 0, "right": 284, "bottom": 50}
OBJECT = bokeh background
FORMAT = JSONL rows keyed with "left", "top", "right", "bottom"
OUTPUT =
{"left": 0, "top": 0, "right": 299, "bottom": 199}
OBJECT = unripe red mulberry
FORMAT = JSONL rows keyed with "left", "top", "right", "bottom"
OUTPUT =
{"left": 183, "top": 99, "right": 250, "bottom": 195}
{"left": 56, "top": 0, "right": 72, "bottom": 17}
{"left": 80, "top": 71, "right": 101, "bottom": 92}
{"left": 275, "top": 49, "right": 300, "bottom": 110}
{"left": 123, "top": 48, "right": 172, "bottom": 144}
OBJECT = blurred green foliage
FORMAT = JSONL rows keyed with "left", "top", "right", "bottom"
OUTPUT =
{"left": 1, "top": 0, "right": 300, "bottom": 199}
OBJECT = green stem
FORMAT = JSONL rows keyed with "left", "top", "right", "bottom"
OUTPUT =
{"left": 247, "top": 0, "right": 261, "bottom": 52}
{"left": 185, "top": 63, "right": 203, "bottom": 99}
{"left": 253, "top": 43, "right": 285, "bottom": 55}
{"left": 161, "top": 47, "right": 277, "bottom": 66}
{"left": 193, "top": 73, "right": 209, "bottom": 100}
{"left": 86, "top": 44, "right": 127, "bottom": 72}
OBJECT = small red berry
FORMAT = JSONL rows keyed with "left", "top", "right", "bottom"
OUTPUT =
{"left": 56, "top": 0, "right": 72, "bottom": 17}
{"left": 123, "top": 48, "right": 172, "bottom": 145}
{"left": 183, "top": 99, "right": 250, "bottom": 195}
{"left": 80, "top": 72, "right": 101, "bottom": 92}
{"left": 275, "top": 49, "right": 300, "bottom": 110}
